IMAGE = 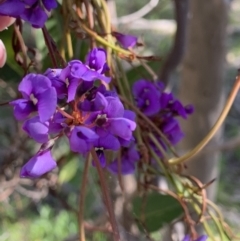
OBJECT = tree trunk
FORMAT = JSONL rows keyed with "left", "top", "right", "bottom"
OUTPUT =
{"left": 179, "top": 0, "right": 229, "bottom": 201}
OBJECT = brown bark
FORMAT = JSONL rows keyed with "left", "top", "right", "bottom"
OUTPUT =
{"left": 179, "top": 0, "right": 229, "bottom": 204}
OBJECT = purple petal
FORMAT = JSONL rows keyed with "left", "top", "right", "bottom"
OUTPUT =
{"left": 18, "top": 74, "right": 33, "bottom": 98}
{"left": 96, "top": 133, "right": 120, "bottom": 151}
{"left": 185, "top": 104, "right": 194, "bottom": 114}
{"left": 109, "top": 118, "right": 136, "bottom": 140}
{"left": 171, "top": 100, "right": 187, "bottom": 119}
{"left": 10, "top": 99, "right": 35, "bottom": 120}
{"left": 24, "top": 0, "right": 38, "bottom": 5}
{"left": 37, "top": 87, "right": 57, "bottom": 122}
{"left": 44, "top": 68, "right": 67, "bottom": 99}
{"left": 31, "top": 74, "right": 52, "bottom": 95}
{"left": 182, "top": 235, "right": 190, "bottom": 241}
{"left": 70, "top": 61, "right": 88, "bottom": 78}
{"left": 19, "top": 74, "right": 52, "bottom": 97}
{"left": 104, "top": 96, "right": 124, "bottom": 118}
{"left": 78, "top": 92, "right": 108, "bottom": 112}
{"left": 81, "top": 69, "right": 111, "bottom": 83}
{"left": 140, "top": 92, "right": 161, "bottom": 116}
{"left": 67, "top": 78, "right": 81, "bottom": 102}
{"left": 113, "top": 32, "right": 138, "bottom": 49}
{"left": 69, "top": 126, "right": 99, "bottom": 154}
{"left": 0, "top": 0, "right": 25, "bottom": 17}
{"left": 123, "top": 110, "right": 136, "bottom": 121}
{"left": 85, "top": 48, "right": 108, "bottom": 73}
{"left": 42, "top": 0, "right": 57, "bottom": 11}
{"left": 48, "top": 112, "right": 66, "bottom": 134}
{"left": 195, "top": 235, "right": 208, "bottom": 241}
{"left": 160, "top": 92, "right": 174, "bottom": 109}
{"left": 20, "top": 150, "right": 56, "bottom": 178}
{"left": 20, "top": 5, "right": 48, "bottom": 28}
{"left": 22, "top": 116, "right": 49, "bottom": 143}
{"left": 59, "top": 65, "right": 71, "bottom": 80}
{"left": 162, "top": 118, "right": 184, "bottom": 145}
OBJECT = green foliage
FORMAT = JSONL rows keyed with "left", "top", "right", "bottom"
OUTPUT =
{"left": 0, "top": 205, "right": 77, "bottom": 241}
{"left": 133, "top": 192, "right": 183, "bottom": 232}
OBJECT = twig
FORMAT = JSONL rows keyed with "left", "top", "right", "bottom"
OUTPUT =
{"left": 90, "top": 149, "right": 120, "bottom": 241}
{"left": 42, "top": 26, "right": 58, "bottom": 68}
{"left": 169, "top": 72, "right": 240, "bottom": 165}
{"left": 78, "top": 154, "right": 91, "bottom": 241}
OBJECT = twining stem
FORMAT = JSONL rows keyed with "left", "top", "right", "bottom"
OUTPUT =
{"left": 66, "top": 0, "right": 132, "bottom": 58}
{"left": 169, "top": 74, "right": 240, "bottom": 165}
{"left": 90, "top": 149, "right": 120, "bottom": 241}
{"left": 78, "top": 154, "right": 91, "bottom": 241}
{"left": 42, "top": 26, "right": 58, "bottom": 68}
{"left": 119, "top": 95, "right": 178, "bottom": 157}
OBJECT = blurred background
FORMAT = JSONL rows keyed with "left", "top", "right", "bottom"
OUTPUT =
{"left": 0, "top": 0, "right": 240, "bottom": 240}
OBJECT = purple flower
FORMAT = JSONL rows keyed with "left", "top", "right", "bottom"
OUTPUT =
{"left": 182, "top": 235, "right": 208, "bottom": 241}
{"left": 20, "top": 149, "right": 57, "bottom": 178}
{"left": 0, "top": 0, "right": 57, "bottom": 28}
{"left": 22, "top": 115, "right": 49, "bottom": 143}
{"left": 60, "top": 59, "right": 111, "bottom": 102}
{"left": 44, "top": 68, "right": 67, "bottom": 99}
{"left": 68, "top": 126, "right": 99, "bottom": 154}
{"left": 10, "top": 74, "right": 57, "bottom": 122}
{"left": 0, "top": 0, "right": 26, "bottom": 17}
{"left": 133, "top": 79, "right": 160, "bottom": 116}
{"left": 185, "top": 104, "right": 194, "bottom": 114}
{"left": 161, "top": 117, "right": 184, "bottom": 145}
{"left": 113, "top": 31, "right": 138, "bottom": 48}
{"left": 48, "top": 112, "right": 66, "bottom": 134}
{"left": 78, "top": 91, "right": 108, "bottom": 112}
{"left": 85, "top": 48, "right": 109, "bottom": 74}
{"left": 94, "top": 96, "right": 136, "bottom": 141}
{"left": 108, "top": 144, "right": 140, "bottom": 174}
{"left": 42, "top": 0, "right": 57, "bottom": 11}
{"left": 20, "top": 4, "right": 48, "bottom": 28}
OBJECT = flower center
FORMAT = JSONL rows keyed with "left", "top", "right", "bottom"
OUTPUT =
{"left": 95, "top": 114, "right": 107, "bottom": 127}
{"left": 30, "top": 94, "right": 38, "bottom": 105}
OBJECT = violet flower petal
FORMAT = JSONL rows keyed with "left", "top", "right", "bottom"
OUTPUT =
{"left": 20, "top": 5, "right": 48, "bottom": 28}
{"left": 69, "top": 126, "right": 99, "bottom": 154}
{"left": 0, "top": 0, "right": 25, "bottom": 17}
{"left": 67, "top": 78, "right": 81, "bottom": 102}
{"left": 109, "top": 118, "right": 136, "bottom": 140}
{"left": 85, "top": 48, "right": 108, "bottom": 73}
{"left": 10, "top": 99, "right": 35, "bottom": 120}
{"left": 42, "top": 0, "right": 58, "bottom": 11}
{"left": 104, "top": 96, "right": 124, "bottom": 118}
{"left": 20, "top": 150, "right": 56, "bottom": 178}
{"left": 22, "top": 116, "right": 49, "bottom": 143}
{"left": 37, "top": 87, "right": 57, "bottom": 122}
{"left": 113, "top": 32, "right": 138, "bottom": 48}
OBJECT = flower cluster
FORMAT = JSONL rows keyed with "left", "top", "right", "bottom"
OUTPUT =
{"left": 11, "top": 48, "right": 137, "bottom": 178}
{"left": 132, "top": 79, "right": 193, "bottom": 155}
{"left": 0, "top": 0, "right": 57, "bottom": 27}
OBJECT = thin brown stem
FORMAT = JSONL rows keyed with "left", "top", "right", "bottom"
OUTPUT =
{"left": 78, "top": 154, "right": 91, "bottom": 241}
{"left": 90, "top": 149, "right": 120, "bottom": 241}
{"left": 42, "top": 26, "right": 58, "bottom": 68}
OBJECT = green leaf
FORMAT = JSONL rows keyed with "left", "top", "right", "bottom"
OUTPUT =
{"left": 132, "top": 192, "right": 183, "bottom": 232}
{"left": 59, "top": 157, "right": 79, "bottom": 184}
